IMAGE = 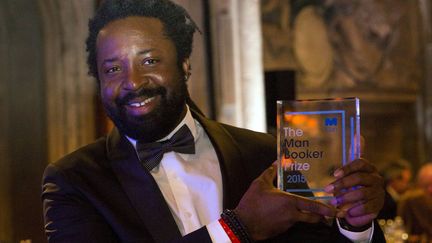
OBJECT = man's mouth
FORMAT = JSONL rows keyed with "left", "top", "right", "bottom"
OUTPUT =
{"left": 123, "top": 95, "right": 160, "bottom": 116}
{"left": 127, "top": 96, "right": 156, "bottom": 108}
{"left": 117, "top": 86, "right": 166, "bottom": 117}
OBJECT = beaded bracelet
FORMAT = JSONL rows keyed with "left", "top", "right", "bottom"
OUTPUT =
{"left": 219, "top": 218, "right": 240, "bottom": 243}
{"left": 220, "top": 209, "right": 252, "bottom": 243}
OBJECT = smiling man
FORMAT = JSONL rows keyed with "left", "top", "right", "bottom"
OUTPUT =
{"left": 96, "top": 16, "right": 189, "bottom": 143}
{"left": 42, "top": 0, "right": 386, "bottom": 242}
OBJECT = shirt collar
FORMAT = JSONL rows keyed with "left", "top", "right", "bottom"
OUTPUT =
{"left": 126, "top": 105, "right": 197, "bottom": 149}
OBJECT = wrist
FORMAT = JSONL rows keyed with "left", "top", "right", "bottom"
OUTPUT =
{"left": 221, "top": 209, "right": 252, "bottom": 243}
{"left": 219, "top": 218, "right": 240, "bottom": 243}
{"left": 338, "top": 218, "right": 372, "bottom": 232}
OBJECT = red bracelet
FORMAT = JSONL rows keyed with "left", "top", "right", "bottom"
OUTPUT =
{"left": 219, "top": 218, "right": 241, "bottom": 243}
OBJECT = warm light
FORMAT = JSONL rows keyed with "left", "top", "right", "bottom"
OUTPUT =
{"left": 281, "top": 157, "right": 294, "bottom": 170}
{"left": 292, "top": 115, "right": 307, "bottom": 125}
{"left": 307, "top": 118, "right": 318, "bottom": 129}
{"left": 284, "top": 113, "right": 293, "bottom": 122}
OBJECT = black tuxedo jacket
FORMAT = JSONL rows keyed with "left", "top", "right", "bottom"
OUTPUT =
{"left": 377, "top": 190, "right": 397, "bottom": 220}
{"left": 42, "top": 110, "right": 385, "bottom": 242}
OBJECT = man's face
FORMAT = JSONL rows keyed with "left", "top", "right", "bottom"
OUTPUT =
{"left": 419, "top": 172, "right": 432, "bottom": 197}
{"left": 96, "top": 16, "right": 189, "bottom": 142}
{"left": 391, "top": 169, "right": 412, "bottom": 194}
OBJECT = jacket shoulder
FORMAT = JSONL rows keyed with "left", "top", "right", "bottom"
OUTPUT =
{"left": 220, "top": 123, "right": 276, "bottom": 151}
{"left": 219, "top": 123, "right": 277, "bottom": 176}
{"left": 47, "top": 136, "right": 108, "bottom": 174}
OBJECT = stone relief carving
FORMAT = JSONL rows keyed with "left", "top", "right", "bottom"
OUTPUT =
{"left": 261, "top": 0, "right": 422, "bottom": 93}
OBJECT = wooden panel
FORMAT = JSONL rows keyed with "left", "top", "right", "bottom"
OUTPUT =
{"left": 0, "top": 1, "right": 13, "bottom": 242}
{"left": 419, "top": 0, "right": 432, "bottom": 162}
{"left": 0, "top": 0, "right": 48, "bottom": 242}
{"left": 39, "top": 0, "right": 96, "bottom": 162}
{"left": 0, "top": 0, "right": 97, "bottom": 241}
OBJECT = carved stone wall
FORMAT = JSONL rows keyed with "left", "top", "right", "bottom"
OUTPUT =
{"left": 262, "top": 0, "right": 422, "bottom": 96}
{"left": 261, "top": 0, "right": 430, "bottom": 171}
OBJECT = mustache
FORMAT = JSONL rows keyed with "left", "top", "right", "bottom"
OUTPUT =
{"left": 116, "top": 86, "right": 166, "bottom": 105}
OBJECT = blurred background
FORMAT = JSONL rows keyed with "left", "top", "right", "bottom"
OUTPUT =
{"left": 1, "top": 0, "right": 431, "bottom": 242}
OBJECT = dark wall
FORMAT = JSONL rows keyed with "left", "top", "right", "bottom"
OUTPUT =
{"left": 0, "top": 0, "right": 47, "bottom": 242}
{"left": 264, "top": 71, "right": 296, "bottom": 134}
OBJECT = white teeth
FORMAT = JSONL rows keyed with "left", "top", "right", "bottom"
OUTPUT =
{"left": 129, "top": 97, "right": 155, "bottom": 107}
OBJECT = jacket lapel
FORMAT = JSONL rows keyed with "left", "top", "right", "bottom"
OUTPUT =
{"left": 192, "top": 111, "right": 250, "bottom": 209}
{"left": 106, "top": 128, "right": 181, "bottom": 242}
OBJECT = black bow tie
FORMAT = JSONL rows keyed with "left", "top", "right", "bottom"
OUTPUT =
{"left": 136, "top": 125, "right": 195, "bottom": 171}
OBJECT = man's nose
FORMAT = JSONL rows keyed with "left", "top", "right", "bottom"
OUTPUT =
{"left": 123, "top": 67, "right": 147, "bottom": 90}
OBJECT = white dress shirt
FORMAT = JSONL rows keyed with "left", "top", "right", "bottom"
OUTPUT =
{"left": 127, "top": 106, "right": 372, "bottom": 242}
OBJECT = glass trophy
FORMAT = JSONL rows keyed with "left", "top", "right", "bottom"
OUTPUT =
{"left": 277, "top": 98, "right": 360, "bottom": 201}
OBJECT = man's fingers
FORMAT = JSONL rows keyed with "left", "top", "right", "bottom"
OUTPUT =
{"left": 333, "top": 159, "right": 376, "bottom": 179}
{"left": 344, "top": 213, "right": 377, "bottom": 228}
{"left": 295, "top": 196, "right": 337, "bottom": 217}
{"left": 296, "top": 211, "right": 322, "bottom": 224}
{"left": 330, "top": 187, "right": 376, "bottom": 207}
{"left": 260, "top": 161, "right": 278, "bottom": 184}
{"left": 330, "top": 173, "right": 383, "bottom": 195}
{"left": 346, "top": 197, "right": 383, "bottom": 217}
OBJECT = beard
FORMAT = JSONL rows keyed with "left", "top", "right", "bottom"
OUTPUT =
{"left": 103, "top": 80, "right": 188, "bottom": 142}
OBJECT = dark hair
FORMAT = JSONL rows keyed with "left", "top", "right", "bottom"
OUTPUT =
{"left": 380, "top": 158, "right": 412, "bottom": 183}
{"left": 86, "top": 0, "right": 198, "bottom": 82}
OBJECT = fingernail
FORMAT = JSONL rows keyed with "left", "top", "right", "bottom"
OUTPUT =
{"left": 330, "top": 198, "right": 337, "bottom": 206}
{"left": 268, "top": 166, "right": 274, "bottom": 173}
{"left": 352, "top": 185, "right": 361, "bottom": 190}
{"left": 334, "top": 169, "right": 344, "bottom": 178}
{"left": 330, "top": 197, "right": 342, "bottom": 206}
{"left": 324, "top": 184, "right": 334, "bottom": 193}
{"left": 336, "top": 210, "right": 347, "bottom": 218}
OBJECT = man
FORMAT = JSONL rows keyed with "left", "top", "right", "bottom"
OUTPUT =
{"left": 378, "top": 159, "right": 412, "bottom": 219}
{"left": 398, "top": 163, "right": 432, "bottom": 241}
{"left": 42, "top": 0, "right": 385, "bottom": 242}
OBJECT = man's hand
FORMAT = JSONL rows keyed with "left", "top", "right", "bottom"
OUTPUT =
{"left": 325, "top": 158, "right": 385, "bottom": 228}
{"left": 234, "top": 163, "right": 339, "bottom": 241}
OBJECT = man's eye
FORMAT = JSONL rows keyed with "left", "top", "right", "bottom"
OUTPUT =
{"left": 143, "top": 59, "right": 159, "bottom": 65}
{"left": 106, "top": 66, "right": 120, "bottom": 73}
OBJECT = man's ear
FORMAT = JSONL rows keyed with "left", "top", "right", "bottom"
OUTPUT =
{"left": 182, "top": 58, "right": 191, "bottom": 80}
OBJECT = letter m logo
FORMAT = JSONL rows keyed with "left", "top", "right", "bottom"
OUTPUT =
{"left": 325, "top": 118, "right": 337, "bottom": 126}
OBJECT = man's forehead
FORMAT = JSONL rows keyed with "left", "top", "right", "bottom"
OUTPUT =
{"left": 99, "top": 16, "right": 164, "bottom": 36}
{"left": 94, "top": 15, "right": 177, "bottom": 65}
{"left": 95, "top": 16, "right": 169, "bottom": 52}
